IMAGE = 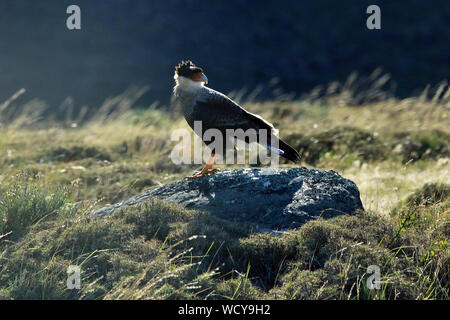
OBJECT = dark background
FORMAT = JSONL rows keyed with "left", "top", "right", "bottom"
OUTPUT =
{"left": 0, "top": 0, "right": 448, "bottom": 110}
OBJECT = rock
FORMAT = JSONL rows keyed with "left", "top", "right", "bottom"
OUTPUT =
{"left": 90, "top": 167, "right": 364, "bottom": 231}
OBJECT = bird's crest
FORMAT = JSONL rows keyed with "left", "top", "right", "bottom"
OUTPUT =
{"left": 175, "top": 60, "right": 194, "bottom": 74}
{"left": 175, "top": 60, "right": 203, "bottom": 77}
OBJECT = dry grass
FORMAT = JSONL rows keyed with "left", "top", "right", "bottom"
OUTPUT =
{"left": 0, "top": 74, "right": 449, "bottom": 300}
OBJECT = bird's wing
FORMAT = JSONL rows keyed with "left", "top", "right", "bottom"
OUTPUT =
{"left": 193, "top": 87, "right": 301, "bottom": 162}
{"left": 194, "top": 87, "right": 277, "bottom": 135}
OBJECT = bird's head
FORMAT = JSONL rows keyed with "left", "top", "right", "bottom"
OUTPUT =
{"left": 174, "top": 61, "right": 208, "bottom": 91}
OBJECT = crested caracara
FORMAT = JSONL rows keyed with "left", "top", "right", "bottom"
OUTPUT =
{"left": 173, "top": 60, "right": 301, "bottom": 179}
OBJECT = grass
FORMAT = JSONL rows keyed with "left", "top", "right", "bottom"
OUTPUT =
{"left": 0, "top": 78, "right": 449, "bottom": 300}
{"left": 0, "top": 172, "right": 73, "bottom": 240}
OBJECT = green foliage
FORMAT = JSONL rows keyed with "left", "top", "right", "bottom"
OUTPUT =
{"left": 0, "top": 172, "right": 71, "bottom": 240}
{"left": 403, "top": 183, "right": 449, "bottom": 208}
{"left": 391, "top": 183, "right": 449, "bottom": 237}
{"left": 0, "top": 91, "right": 448, "bottom": 300}
{"left": 0, "top": 182, "right": 448, "bottom": 300}
{"left": 0, "top": 199, "right": 206, "bottom": 299}
{"left": 392, "top": 130, "right": 450, "bottom": 163}
{"left": 45, "top": 146, "right": 112, "bottom": 163}
{"left": 284, "top": 126, "right": 386, "bottom": 165}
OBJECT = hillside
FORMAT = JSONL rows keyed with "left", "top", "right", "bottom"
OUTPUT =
{"left": 0, "top": 83, "right": 448, "bottom": 299}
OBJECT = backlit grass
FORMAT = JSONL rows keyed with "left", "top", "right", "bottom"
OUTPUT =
{"left": 0, "top": 80, "right": 449, "bottom": 299}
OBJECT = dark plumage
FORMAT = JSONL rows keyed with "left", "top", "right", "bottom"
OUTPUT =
{"left": 188, "top": 89, "right": 300, "bottom": 163}
{"left": 173, "top": 61, "right": 300, "bottom": 177}
{"left": 175, "top": 60, "right": 204, "bottom": 79}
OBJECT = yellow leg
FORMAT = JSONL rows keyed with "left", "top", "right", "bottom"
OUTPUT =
{"left": 189, "top": 153, "right": 217, "bottom": 179}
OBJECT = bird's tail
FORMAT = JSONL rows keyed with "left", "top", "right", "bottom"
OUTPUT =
{"left": 266, "top": 139, "right": 301, "bottom": 163}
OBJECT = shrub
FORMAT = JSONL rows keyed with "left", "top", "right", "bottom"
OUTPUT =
{"left": 285, "top": 126, "right": 386, "bottom": 165}
{"left": 0, "top": 173, "right": 71, "bottom": 240}
{"left": 391, "top": 130, "right": 450, "bottom": 163}
{"left": 391, "top": 183, "right": 449, "bottom": 236}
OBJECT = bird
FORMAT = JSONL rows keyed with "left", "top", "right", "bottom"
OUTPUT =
{"left": 172, "top": 60, "right": 301, "bottom": 179}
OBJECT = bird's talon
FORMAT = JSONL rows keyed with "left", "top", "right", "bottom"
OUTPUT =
{"left": 188, "top": 166, "right": 219, "bottom": 179}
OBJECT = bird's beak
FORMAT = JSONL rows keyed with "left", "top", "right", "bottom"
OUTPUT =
{"left": 193, "top": 72, "right": 208, "bottom": 84}
{"left": 200, "top": 73, "right": 208, "bottom": 84}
